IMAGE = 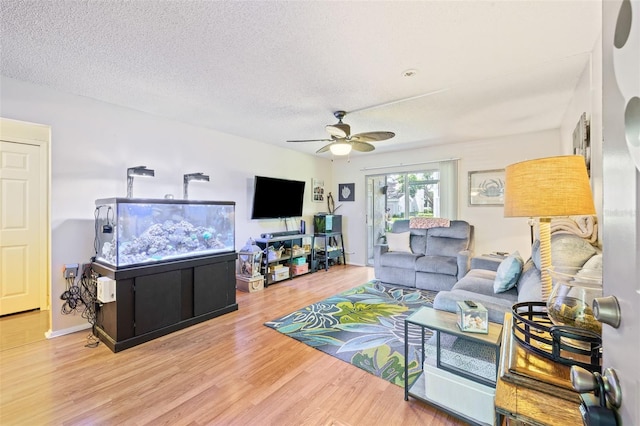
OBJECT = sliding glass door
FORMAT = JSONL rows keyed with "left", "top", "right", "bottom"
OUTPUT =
{"left": 365, "top": 161, "right": 458, "bottom": 265}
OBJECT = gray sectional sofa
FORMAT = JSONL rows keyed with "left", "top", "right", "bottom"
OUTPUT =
{"left": 373, "top": 219, "right": 474, "bottom": 292}
{"left": 433, "top": 233, "right": 601, "bottom": 324}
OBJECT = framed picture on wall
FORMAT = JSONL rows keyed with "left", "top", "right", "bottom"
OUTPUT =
{"left": 338, "top": 183, "right": 355, "bottom": 202}
{"left": 468, "top": 169, "right": 505, "bottom": 206}
{"left": 572, "top": 112, "right": 591, "bottom": 177}
{"left": 312, "top": 178, "right": 325, "bottom": 203}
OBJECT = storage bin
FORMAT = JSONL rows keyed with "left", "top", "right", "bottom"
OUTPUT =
{"left": 290, "top": 263, "right": 309, "bottom": 275}
{"left": 270, "top": 269, "right": 289, "bottom": 282}
{"left": 423, "top": 363, "right": 495, "bottom": 425}
{"left": 291, "top": 257, "right": 306, "bottom": 266}
{"left": 236, "top": 275, "right": 264, "bottom": 292}
{"left": 269, "top": 264, "right": 287, "bottom": 273}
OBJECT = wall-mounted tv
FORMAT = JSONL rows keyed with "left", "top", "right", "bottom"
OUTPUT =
{"left": 251, "top": 176, "right": 306, "bottom": 219}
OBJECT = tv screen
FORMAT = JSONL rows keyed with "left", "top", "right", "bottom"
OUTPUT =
{"left": 251, "top": 176, "right": 306, "bottom": 219}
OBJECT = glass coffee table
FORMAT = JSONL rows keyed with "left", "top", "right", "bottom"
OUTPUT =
{"left": 404, "top": 306, "right": 503, "bottom": 426}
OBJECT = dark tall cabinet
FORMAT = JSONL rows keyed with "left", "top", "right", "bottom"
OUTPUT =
{"left": 93, "top": 253, "right": 237, "bottom": 352}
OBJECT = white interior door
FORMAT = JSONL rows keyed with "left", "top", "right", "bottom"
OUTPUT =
{"left": 0, "top": 120, "right": 48, "bottom": 316}
{"left": 602, "top": 1, "right": 639, "bottom": 424}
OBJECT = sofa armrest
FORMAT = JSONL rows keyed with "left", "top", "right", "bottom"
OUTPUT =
{"left": 456, "top": 250, "right": 472, "bottom": 280}
{"left": 470, "top": 255, "right": 503, "bottom": 272}
{"left": 373, "top": 244, "right": 389, "bottom": 277}
{"left": 374, "top": 244, "right": 389, "bottom": 258}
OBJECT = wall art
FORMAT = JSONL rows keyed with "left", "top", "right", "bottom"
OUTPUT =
{"left": 312, "top": 178, "right": 325, "bottom": 203}
{"left": 338, "top": 183, "right": 355, "bottom": 202}
{"left": 468, "top": 169, "right": 505, "bottom": 206}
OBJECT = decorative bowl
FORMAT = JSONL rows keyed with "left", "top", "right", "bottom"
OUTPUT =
{"left": 547, "top": 268, "right": 603, "bottom": 335}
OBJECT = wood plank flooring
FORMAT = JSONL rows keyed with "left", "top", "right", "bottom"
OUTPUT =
{"left": 0, "top": 265, "right": 465, "bottom": 425}
{"left": 0, "top": 308, "right": 49, "bottom": 351}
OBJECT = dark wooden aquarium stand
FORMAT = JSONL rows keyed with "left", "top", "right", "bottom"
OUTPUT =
{"left": 92, "top": 252, "right": 238, "bottom": 352}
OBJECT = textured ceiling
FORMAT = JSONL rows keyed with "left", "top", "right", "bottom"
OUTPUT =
{"left": 0, "top": 1, "right": 602, "bottom": 156}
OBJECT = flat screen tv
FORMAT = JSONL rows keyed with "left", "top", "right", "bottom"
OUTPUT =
{"left": 251, "top": 176, "right": 306, "bottom": 219}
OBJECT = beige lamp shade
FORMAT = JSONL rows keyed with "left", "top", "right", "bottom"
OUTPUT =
{"left": 504, "top": 155, "right": 595, "bottom": 301}
{"left": 504, "top": 155, "right": 595, "bottom": 218}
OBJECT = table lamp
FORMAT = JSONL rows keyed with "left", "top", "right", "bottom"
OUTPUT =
{"left": 504, "top": 155, "right": 595, "bottom": 300}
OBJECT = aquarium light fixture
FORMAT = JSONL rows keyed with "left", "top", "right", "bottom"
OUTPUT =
{"left": 184, "top": 172, "right": 210, "bottom": 199}
{"left": 126, "top": 166, "right": 155, "bottom": 198}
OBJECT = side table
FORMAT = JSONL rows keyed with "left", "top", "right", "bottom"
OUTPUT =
{"left": 404, "top": 306, "right": 503, "bottom": 426}
{"left": 495, "top": 312, "right": 583, "bottom": 425}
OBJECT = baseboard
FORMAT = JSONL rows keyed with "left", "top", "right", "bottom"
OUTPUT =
{"left": 45, "top": 322, "right": 91, "bottom": 339}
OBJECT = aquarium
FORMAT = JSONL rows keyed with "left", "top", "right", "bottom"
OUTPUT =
{"left": 94, "top": 197, "right": 235, "bottom": 268}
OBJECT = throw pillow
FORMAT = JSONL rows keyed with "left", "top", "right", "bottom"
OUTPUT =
{"left": 494, "top": 251, "right": 524, "bottom": 293}
{"left": 532, "top": 234, "right": 597, "bottom": 270}
{"left": 386, "top": 231, "right": 412, "bottom": 253}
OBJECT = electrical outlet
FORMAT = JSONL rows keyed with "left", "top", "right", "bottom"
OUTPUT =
{"left": 63, "top": 263, "right": 79, "bottom": 279}
{"left": 81, "top": 263, "right": 92, "bottom": 277}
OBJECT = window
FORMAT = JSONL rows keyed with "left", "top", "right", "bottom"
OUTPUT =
{"left": 365, "top": 160, "right": 458, "bottom": 265}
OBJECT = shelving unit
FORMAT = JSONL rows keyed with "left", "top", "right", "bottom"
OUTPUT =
{"left": 255, "top": 233, "right": 314, "bottom": 287}
{"left": 314, "top": 232, "right": 345, "bottom": 271}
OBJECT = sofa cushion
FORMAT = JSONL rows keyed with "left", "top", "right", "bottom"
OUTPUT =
{"left": 425, "top": 235, "right": 469, "bottom": 257}
{"left": 424, "top": 221, "right": 471, "bottom": 257}
{"left": 391, "top": 220, "right": 428, "bottom": 254}
{"left": 410, "top": 234, "right": 428, "bottom": 255}
{"left": 532, "top": 234, "right": 597, "bottom": 270}
{"left": 517, "top": 259, "right": 543, "bottom": 303}
{"left": 494, "top": 251, "right": 524, "bottom": 293}
{"left": 386, "top": 231, "right": 412, "bottom": 253}
{"left": 428, "top": 220, "right": 470, "bottom": 239}
{"left": 433, "top": 289, "right": 516, "bottom": 324}
{"left": 415, "top": 255, "right": 458, "bottom": 276}
{"left": 378, "top": 251, "right": 422, "bottom": 269}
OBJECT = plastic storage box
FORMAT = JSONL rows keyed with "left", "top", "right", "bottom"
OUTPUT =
{"left": 456, "top": 301, "right": 489, "bottom": 333}
{"left": 290, "top": 263, "right": 309, "bottom": 275}
{"left": 423, "top": 363, "right": 495, "bottom": 424}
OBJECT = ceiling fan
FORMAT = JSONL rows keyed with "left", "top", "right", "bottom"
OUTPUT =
{"left": 287, "top": 110, "right": 395, "bottom": 155}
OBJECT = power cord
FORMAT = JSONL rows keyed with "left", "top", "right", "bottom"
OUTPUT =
{"left": 60, "top": 262, "right": 100, "bottom": 348}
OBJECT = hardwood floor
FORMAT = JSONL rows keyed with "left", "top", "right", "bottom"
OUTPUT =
{"left": 0, "top": 265, "right": 465, "bottom": 425}
{"left": 0, "top": 308, "right": 49, "bottom": 351}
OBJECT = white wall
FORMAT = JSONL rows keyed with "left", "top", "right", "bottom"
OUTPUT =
{"left": 332, "top": 129, "right": 562, "bottom": 265}
{"left": 559, "top": 34, "right": 603, "bottom": 244}
{"left": 2, "top": 37, "right": 603, "bottom": 335}
{"left": 1, "top": 76, "right": 333, "bottom": 335}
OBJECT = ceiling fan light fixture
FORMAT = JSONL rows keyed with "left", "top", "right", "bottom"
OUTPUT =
{"left": 329, "top": 142, "right": 352, "bottom": 156}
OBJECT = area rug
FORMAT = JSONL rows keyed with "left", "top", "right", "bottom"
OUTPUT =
{"left": 264, "top": 280, "right": 438, "bottom": 388}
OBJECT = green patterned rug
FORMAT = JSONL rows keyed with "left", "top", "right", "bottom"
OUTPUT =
{"left": 264, "top": 280, "right": 437, "bottom": 388}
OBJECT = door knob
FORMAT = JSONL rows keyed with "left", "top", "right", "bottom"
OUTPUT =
{"left": 592, "top": 295, "right": 621, "bottom": 328}
{"left": 571, "top": 366, "right": 623, "bottom": 409}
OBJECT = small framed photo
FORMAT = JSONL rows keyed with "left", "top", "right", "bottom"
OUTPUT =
{"left": 312, "top": 178, "right": 325, "bottom": 203}
{"left": 468, "top": 169, "right": 505, "bottom": 206}
{"left": 338, "top": 183, "right": 355, "bottom": 202}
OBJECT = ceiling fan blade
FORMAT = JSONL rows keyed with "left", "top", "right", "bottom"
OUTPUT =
{"left": 287, "top": 138, "right": 333, "bottom": 143}
{"left": 316, "top": 143, "right": 332, "bottom": 154}
{"left": 325, "top": 123, "right": 350, "bottom": 138}
{"left": 350, "top": 131, "right": 395, "bottom": 142}
{"left": 351, "top": 141, "right": 376, "bottom": 152}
